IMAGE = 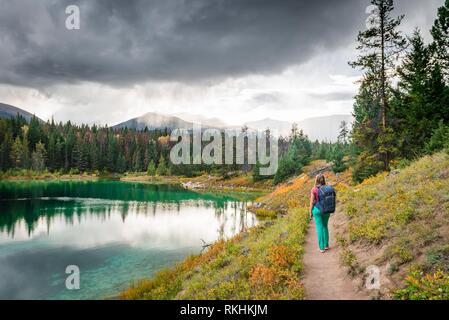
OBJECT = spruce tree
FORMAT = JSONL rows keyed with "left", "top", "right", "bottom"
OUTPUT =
{"left": 394, "top": 30, "right": 438, "bottom": 157}
{"left": 431, "top": 0, "right": 449, "bottom": 78}
{"left": 0, "top": 132, "right": 13, "bottom": 171}
{"left": 350, "top": 0, "right": 406, "bottom": 170}
{"left": 331, "top": 144, "right": 347, "bottom": 173}
{"left": 147, "top": 160, "right": 156, "bottom": 176}
{"left": 156, "top": 155, "right": 168, "bottom": 176}
{"left": 31, "top": 142, "right": 47, "bottom": 172}
{"left": 337, "top": 121, "right": 349, "bottom": 144}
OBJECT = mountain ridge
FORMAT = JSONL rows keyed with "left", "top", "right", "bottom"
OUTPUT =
{"left": 1, "top": 102, "right": 352, "bottom": 142}
{"left": 113, "top": 112, "right": 352, "bottom": 141}
{"left": 0, "top": 103, "right": 43, "bottom": 122}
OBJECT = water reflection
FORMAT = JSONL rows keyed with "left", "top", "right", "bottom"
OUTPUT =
{"left": 0, "top": 180, "right": 258, "bottom": 299}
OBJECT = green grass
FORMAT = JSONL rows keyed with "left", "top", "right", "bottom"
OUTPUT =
{"left": 394, "top": 271, "right": 449, "bottom": 300}
{"left": 338, "top": 152, "right": 449, "bottom": 298}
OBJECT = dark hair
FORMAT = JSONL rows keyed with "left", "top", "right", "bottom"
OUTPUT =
{"left": 315, "top": 174, "right": 326, "bottom": 186}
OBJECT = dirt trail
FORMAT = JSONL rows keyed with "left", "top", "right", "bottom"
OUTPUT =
{"left": 302, "top": 211, "right": 370, "bottom": 300}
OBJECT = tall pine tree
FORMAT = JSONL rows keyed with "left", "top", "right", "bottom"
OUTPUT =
{"left": 432, "top": 0, "right": 449, "bottom": 78}
{"left": 350, "top": 0, "right": 406, "bottom": 173}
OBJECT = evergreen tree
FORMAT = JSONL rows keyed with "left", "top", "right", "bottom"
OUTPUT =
{"left": 273, "top": 128, "right": 312, "bottom": 184}
{"left": 55, "top": 138, "right": 64, "bottom": 171}
{"left": 426, "top": 120, "right": 449, "bottom": 153}
{"left": 318, "top": 142, "right": 328, "bottom": 160}
{"left": 28, "top": 116, "right": 42, "bottom": 152}
{"left": 331, "top": 144, "right": 347, "bottom": 173}
{"left": 71, "top": 136, "right": 81, "bottom": 172}
{"left": 147, "top": 160, "right": 156, "bottom": 176}
{"left": 431, "top": 0, "right": 449, "bottom": 77}
{"left": 31, "top": 142, "right": 47, "bottom": 172}
{"left": 351, "top": 78, "right": 385, "bottom": 182}
{"left": 337, "top": 121, "right": 349, "bottom": 144}
{"left": 116, "top": 154, "right": 126, "bottom": 173}
{"left": 79, "top": 135, "right": 90, "bottom": 172}
{"left": 90, "top": 136, "right": 100, "bottom": 172}
{"left": 21, "top": 125, "right": 31, "bottom": 169}
{"left": 47, "top": 133, "right": 57, "bottom": 171}
{"left": 0, "top": 132, "right": 13, "bottom": 171}
{"left": 10, "top": 126, "right": 30, "bottom": 169}
{"left": 132, "top": 146, "right": 143, "bottom": 172}
{"left": 65, "top": 128, "right": 76, "bottom": 171}
{"left": 252, "top": 159, "right": 273, "bottom": 182}
{"left": 107, "top": 134, "right": 117, "bottom": 172}
{"left": 11, "top": 136, "right": 27, "bottom": 169}
{"left": 393, "top": 30, "right": 446, "bottom": 158}
{"left": 350, "top": 0, "right": 406, "bottom": 170}
{"left": 156, "top": 155, "right": 168, "bottom": 176}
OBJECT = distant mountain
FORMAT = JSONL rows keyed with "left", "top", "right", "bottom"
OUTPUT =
{"left": 113, "top": 112, "right": 195, "bottom": 130}
{"left": 112, "top": 111, "right": 352, "bottom": 142}
{"left": 245, "top": 118, "right": 292, "bottom": 136}
{"left": 172, "top": 113, "right": 228, "bottom": 128}
{"left": 245, "top": 115, "right": 353, "bottom": 142}
{"left": 0, "top": 103, "right": 42, "bottom": 122}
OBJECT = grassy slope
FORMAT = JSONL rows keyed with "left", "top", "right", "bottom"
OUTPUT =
{"left": 121, "top": 154, "right": 449, "bottom": 300}
{"left": 121, "top": 161, "right": 353, "bottom": 300}
{"left": 336, "top": 153, "right": 449, "bottom": 299}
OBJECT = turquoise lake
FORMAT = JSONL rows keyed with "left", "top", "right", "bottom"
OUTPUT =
{"left": 0, "top": 180, "right": 259, "bottom": 300}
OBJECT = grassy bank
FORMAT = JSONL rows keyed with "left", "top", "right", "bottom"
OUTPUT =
{"left": 0, "top": 169, "right": 273, "bottom": 193}
{"left": 122, "top": 172, "right": 274, "bottom": 193}
{"left": 0, "top": 169, "right": 102, "bottom": 181}
{"left": 121, "top": 161, "right": 353, "bottom": 300}
{"left": 336, "top": 152, "right": 449, "bottom": 299}
{"left": 1, "top": 170, "right": 273, "bottom": 194}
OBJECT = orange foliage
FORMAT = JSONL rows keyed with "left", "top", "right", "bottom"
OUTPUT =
{"left": 268, "top": 245, "right": 296, "bottom": 268}
{"left": 157, "top": 135, "right": 170, "bottom": 146}
{"left": 249, "top": 265, "right": 278, "bottom": 287}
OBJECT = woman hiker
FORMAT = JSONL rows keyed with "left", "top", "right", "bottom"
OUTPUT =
{"left": 309, "top": 174, "right": 331, "bottom": 253}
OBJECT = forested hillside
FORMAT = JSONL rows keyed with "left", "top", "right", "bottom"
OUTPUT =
{"left": 349, "top": 0, "right": 449, "bottom": 182}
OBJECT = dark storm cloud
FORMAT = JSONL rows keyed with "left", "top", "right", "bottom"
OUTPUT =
{"left": 0, "top": 0, "right": 439, "bottom": 88}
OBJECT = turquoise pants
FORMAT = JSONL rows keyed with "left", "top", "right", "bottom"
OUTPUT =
{"left": 312, "top": 206, "right": 330, "bottom": 251}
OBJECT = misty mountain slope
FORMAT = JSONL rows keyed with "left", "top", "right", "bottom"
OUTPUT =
{"left": 113, "top": 112, "right": 195, "bottom": 130}
{"left": 246, "top": 115, "right": 353, "bottom": 142}
{"left": 172, "top": 113, "right": 228, "bottom": 128}
{"left": 245, "top": 118, "right": 292, "bottom": 136}
{"left": 113, "top": 112, "right": 352, "bottom": 142}
{"left": 0, "top": 103, "right": 42, "bottom": 122}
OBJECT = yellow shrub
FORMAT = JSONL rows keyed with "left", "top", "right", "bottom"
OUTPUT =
{"left": 252, "top": 208, "right": 277, "bottom": 219}
{"left": 349, "top": 216, "right": 387, "bottom": 244}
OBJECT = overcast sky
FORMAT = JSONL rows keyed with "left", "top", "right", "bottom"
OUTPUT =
{"left": 0, "top": 0, "right": 445, "bottom": 126}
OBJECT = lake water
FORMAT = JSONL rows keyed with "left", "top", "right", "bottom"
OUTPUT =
{"left": 0, "top": 180, "right": 259, "bottom": 300}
